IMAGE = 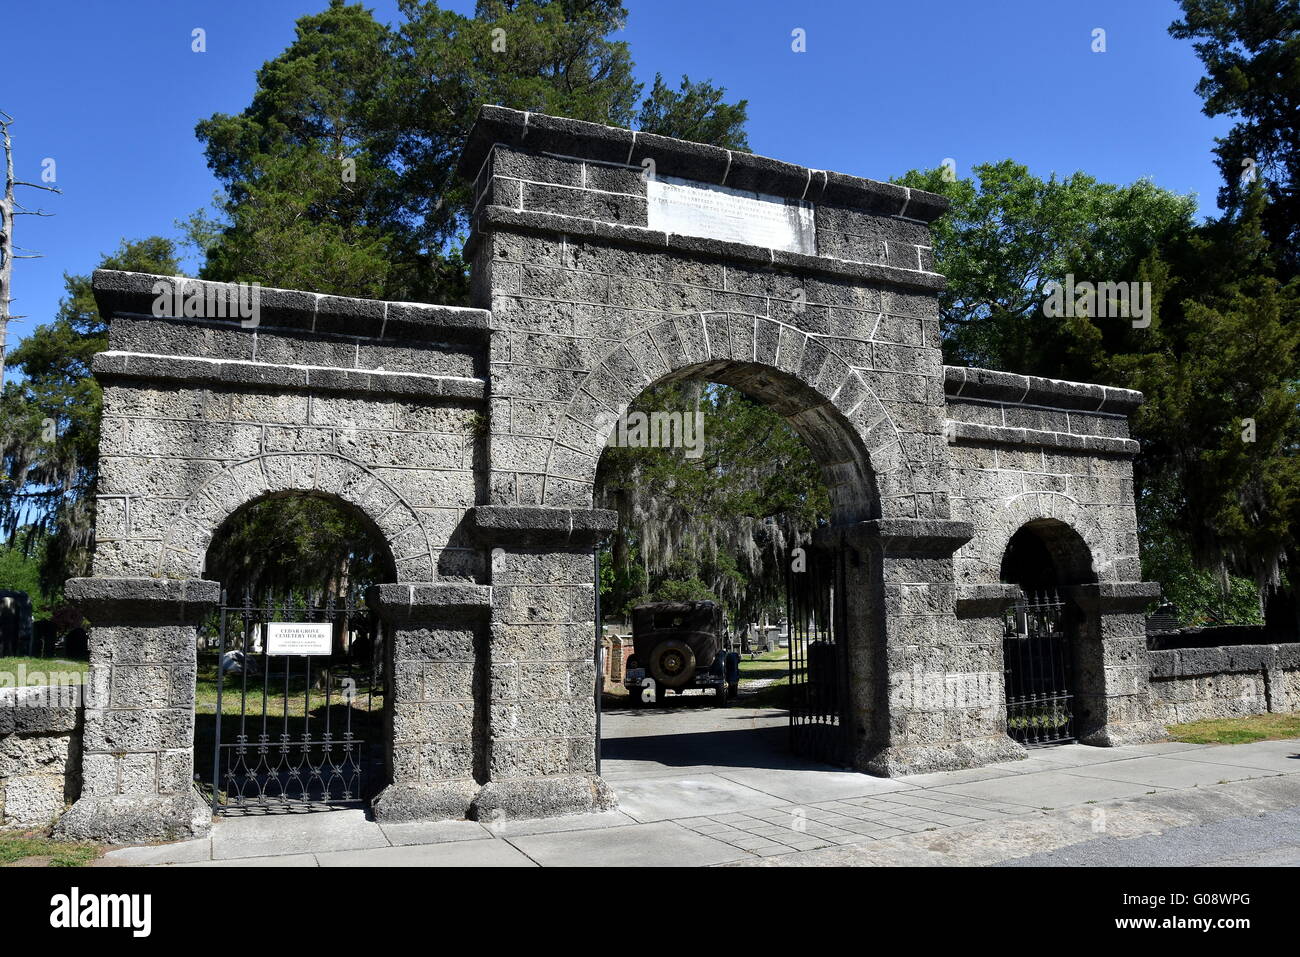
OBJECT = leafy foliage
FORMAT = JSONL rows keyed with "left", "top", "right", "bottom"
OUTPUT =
{"left": 0, "top": 527, "right": 49, "bottom": 614}
{"left": 894, "top": 162, "right": 1197, "bottom": 376}
{"left": 636, "top": 73, "right": 750, "bottom": 150}
{"left": 597, "top": 381, "right": 830, "bottom": 625}
{"left": 1106, "top": 189, "right": 1300, "bottom": 601}
{"left": 193, "top": 0, "right": 748, "bottom": 304}
{"left": 1171, "top": 0, "right": 1300, "bottom": 276}
{"left": 898, "top": 154, "right": 1299, "bottom": 625}
{"left": 204, "top": 494, "right": 394, "bottom": 603}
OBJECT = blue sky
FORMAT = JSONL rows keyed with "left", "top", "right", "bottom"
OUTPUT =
{"left": 3, "top": 0, "right": 1229, "bottom": 355}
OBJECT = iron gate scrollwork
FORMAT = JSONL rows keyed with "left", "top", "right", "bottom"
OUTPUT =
{"left": 1002, "top": 591, "right": 1075, "bottom": 747}
{"left": 787, "top": 546, "right": 852, "bottom": 766}
{"left": 207, "top": 592, "right": 384, "bottom": 813}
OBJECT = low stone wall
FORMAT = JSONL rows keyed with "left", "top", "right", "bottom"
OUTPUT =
{"left": 1148, "top": 624, "right": 1270, "bottom": 650}
{"left": 0, "top": 686, "right": 81, "bottom": 827}
{"left": 1148, "top": 642, "right": 1300, "bottom": 724}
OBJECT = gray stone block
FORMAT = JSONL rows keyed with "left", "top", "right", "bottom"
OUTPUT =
{"left": 470, "top": 773, "right": 616, "bottom": 821}
{"left": 53, "top": 789, "right": 212, "bottom": 843}
{"left": 370, "top": 780, "right": 478, "bottom": 823}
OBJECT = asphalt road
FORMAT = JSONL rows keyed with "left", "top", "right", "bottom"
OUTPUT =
{"left": 1001, "top": 803, "right": 1300, "bottom": 866}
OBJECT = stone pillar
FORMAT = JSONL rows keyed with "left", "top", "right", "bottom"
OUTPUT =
{"left": 54, "top": 577, "right": 217, "bottom": 843}
{"left": 367, "top": 582, "right": 492, "bottom": 821}
{"left": 468, "top": 506, "right": 617, "bottom": 820}
{"left": 836, "top": 520, "right": 1025, "bottom": 776}
{"left": 952, "top": 580, "right": 1026, "bottom": 756}
{"left": 1066, "top": 581, "right": 1165, "bottom": 745}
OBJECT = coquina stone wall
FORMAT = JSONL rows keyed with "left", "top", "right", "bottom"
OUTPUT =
{"left": 943, "top": 367, "right": 1163, "bottom": 746}
{"left": 0, "top": 686, "right": 80, "bottom": 827}
{"left": 60, "top": 106, "right": 1168, "bottom": 842}
{"left": 57, "top": 281, "right": 497, "bottom": 841}
{"left": 1148, "top": 643, "right": 1300, "bottom": 724}
{"left": 460, "top": 106, "right": 1024, "bottom": 783}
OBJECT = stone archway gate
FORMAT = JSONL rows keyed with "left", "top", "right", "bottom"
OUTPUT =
{"left": 57, "top": 106, "right": 1161, "bottom": 843}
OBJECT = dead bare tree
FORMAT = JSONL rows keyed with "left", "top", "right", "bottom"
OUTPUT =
{"left": 0, "top": 111, "right": 61, "bottom": 377}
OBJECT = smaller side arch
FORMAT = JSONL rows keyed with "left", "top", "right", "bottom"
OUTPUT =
{"left": 957, "top": 491, "right": 1124, "bottom": 587}
{"left": 158, "top": 452, "right": 435, "bottom": 582}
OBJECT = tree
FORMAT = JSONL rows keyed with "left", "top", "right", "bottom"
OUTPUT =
{"left": 1170, "top": 0, "right": 1300, "bottom": 276}
{"left": 193, "top": 0, "right": 750, "bottom": 304}
{"left": 636, "top": 74, "right": 749, "bottom": 150}
{"left": 205, "top": 494, "right": 393, "bottom": 603}
{"left": 894, "top": 159, "right": 1299, "bottom": 624}
{"left": 0, "top": 237, "right": 181, "bottom": 594}
{"left": 1103, "top": 189, "right": 1300, "bottom": 622}
{"left": 192, "top": 1, "right": 413, "bottom": 298}
{"left": 596, "top": 381, "right": 830, "bottom": 626}
{"left": 894, "top": 161, "right": 1197, "bottom": 377}
{"left": 0, "top": 111, "right": 62, "bottom": 370}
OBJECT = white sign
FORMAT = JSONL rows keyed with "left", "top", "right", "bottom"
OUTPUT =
{"left": 266, "top": 622, "right": 334, "bottom": 656}
{"left": 647, "top": 175, "right": 816, "bottom": 254}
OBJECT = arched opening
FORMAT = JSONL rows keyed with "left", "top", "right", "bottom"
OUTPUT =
{"left": 592, "top": 362, "right": 876, "bottom": 790}
{"left": 998, "top": 519, "right": 1097, "bottom": 747}
{"left": 194, "top": 492, "right": 398, "bottom": 813}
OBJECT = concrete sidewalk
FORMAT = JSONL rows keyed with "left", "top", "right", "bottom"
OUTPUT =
{"left": 98, "top": 706, "right": 1300, "bottom": 867}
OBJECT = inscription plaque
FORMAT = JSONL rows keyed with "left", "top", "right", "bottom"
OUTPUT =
{"left": 647, "top": 175, "right": 816, "bottom": 254}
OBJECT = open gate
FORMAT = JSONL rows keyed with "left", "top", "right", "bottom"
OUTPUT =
{"left": 206, "top": 593, "right": 384, "bottom": 813}
{"left": 787, "top": 546, "right": 852, "bottom": 766}
{"left": 1002, "top": 591, "right": 1075, "bottom": 746}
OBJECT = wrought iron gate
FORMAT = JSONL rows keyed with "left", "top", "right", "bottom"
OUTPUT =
{"left": 1002, "top": 592, "right": 1075, "bottom": 746}
{"left": 206, "top": 593, "right": 384, "bottom": 813}
{"left": 787, "top": 546, "right": 852, "bottom": 765}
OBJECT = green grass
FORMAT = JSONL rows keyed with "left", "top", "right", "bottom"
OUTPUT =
{"left": 1166, "top": 712, "right": 1300, "bottom": 745}
{"left": 739, "top": 647, "right": 791, "bottom": 708}
{"left": 194, "top": 652, "right": 384, "bottom": 718}
{"left": 0, "top": 830, "right": 101, "bottom": 867}
{"left": 0, "top": 657, "right": 88, "bottom": 686}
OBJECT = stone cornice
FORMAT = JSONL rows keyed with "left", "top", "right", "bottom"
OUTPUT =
{"left": 366, "top": 583, "right": 493, "bottom": 622}
{"left": 954, "top": 583, "right": 1023, "bottom": 618}
{"left": 944, "top": 366, "right": 1143, "bottom": 414}
{"left": 93, "top": 270, "right": 490, "bottom": 341}
{"left": 93, "top": 351, "right": 487, "bottom": 401}
{"left": 944, "top": 419, "right": 1140, "bottom": 457}
{"left": 815, "top": 518, "right": 975, "bottom": 555}
{"left": 470, "top": 505, "right": 617, "bottom": 547}
{"left": 458, "top": 105, "right": 949, "bottom": 223}
{"left": 1063, "top": 581, "right": 1162, "bottom": 612}
{"left": 1149, "top": 642, "right": 1300, "bottom": 679}
{"left": 64, "top": 577, "right": 220, "bottom": 624}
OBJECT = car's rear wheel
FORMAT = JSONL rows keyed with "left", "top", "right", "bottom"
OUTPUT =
{"left": 648, "top": 639, "right": 695, "bottom": 689}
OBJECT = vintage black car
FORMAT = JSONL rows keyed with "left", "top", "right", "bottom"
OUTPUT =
{"left": 623, "top": 600, "right": 739, "bottom": 706}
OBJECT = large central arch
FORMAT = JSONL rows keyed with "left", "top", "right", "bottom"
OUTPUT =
{"left": 555, "top": 321, "right": 883, "bottom": 524}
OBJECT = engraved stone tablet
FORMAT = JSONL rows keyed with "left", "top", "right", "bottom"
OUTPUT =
{"left": 647, "top": 175, "right": 816, "bottom": 254}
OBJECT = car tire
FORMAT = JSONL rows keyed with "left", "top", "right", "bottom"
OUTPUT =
{"left": 716, "top": 683, "right": 729, "bottom": 707}
{"left": 647, "top": 639, "right": 695, "bottom": 690}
